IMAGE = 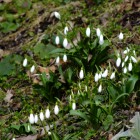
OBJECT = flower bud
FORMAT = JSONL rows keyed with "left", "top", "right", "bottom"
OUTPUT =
{"left": 45, "top": 108, "right": 50, "bottom": 119}
{"left": 86, "top": 27, "right": 90, "bottom": 37}
{"left": 96, "top": 28, "right": 101, "bottom": 37}
{"left": 122, "top": 62, "right": 125, "bottom": 67}
{"left": 116, "top": 57, "right": 121, "bottom": 67}
{"left": 99, "top": 34, "right": 104, "bottom": 45}
{"left": 29, "top": 113, "right": 34, "bottom": 124}
{"left": 55, "top": 36, "right": 60, "bottom": 45}
{"left": 56, "top": 56, "right": 60, "bottom": 64}
{"left": 131, "top": 56, "right": 137, "bottom": 63}
{"left": 54, "top": 11, "right": 60, "bottom": 19}
{"left": 39, "top": 111, "right": 44, "bottom": 121}
{"left": 94, "top": 73, "right": 99, "bottom": 82}
{"left": 12, "top": 138, "right": 16, "bottom": 140}
{"left": 123, "top": 49, "right": 128, "bottom": 54}
{"left": 98, "top": 84, "right": 102, "bottom": 93}
{"left": 128, "top": 62, "right": 132, "bottom": 71}
{"left": 63, "top": 54, "right": 67, "bottom": 62}
{"left": 48, "top": 131, "right": 51, "bottom": 135}
{"left": 54, "top": 104, "right": 59, "bottom": 115}
{"left": 23, "top": 58, "right": 27, "bottom": 67}
{"left": 123, "top": 67, "right": 127, "bottom": 74}
{"left": 34, "top": 114, "right": 38, "bottom": 123}
{"left": 63, "top": 38, "right": 68, "bottom": 48}
{"left": 30, "top": 65, "right": 35, "bottom": 73}
{"left": 79, "top": 68, "right": 84, "bottom": 79}
{"left": 110, "top": 72, "right": 115, "bottom": 79}
{"left": 118, "top": 32, "right": 123, "bottom": 40}
{"left": 72, "top": 102, "right": 76, "bottom": 110}
{"left": 102, "top": 69, "right": 108, "bottom": 78}
{"left": 64, "top": 26, "right": 68, "bottom": 35}
{"left": 124, "top": 56, "right": 129, "bottom": 62}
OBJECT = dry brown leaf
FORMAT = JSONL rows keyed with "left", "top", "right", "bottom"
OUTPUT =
{"left": 38, "top": 65, "right": 56, "bottom": 74}
{"left": 4, "top": 90, "right": 13, "bottom": 104}
{"left": 4, "top": 0, "right": 12, "bottom": 3}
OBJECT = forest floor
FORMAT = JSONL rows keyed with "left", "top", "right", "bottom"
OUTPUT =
{"left": 0, "top": 0, "right": 140, "bottom": 140}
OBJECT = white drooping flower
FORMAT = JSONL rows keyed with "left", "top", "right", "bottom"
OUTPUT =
{"left": 39, "top": 111, "right": 44, "bottom": 121}
{"left": 102, "top": 69, "right": 108, "bottom": 78}
{"left": 85, "top": 85, "right": 88, "bottom": 92}
{"left": 55, "top": 36, "right": 60, "bottom": 45}
{"left": 95, "top": 73, "right": 99, "bottom": 82}
{"left": 56, "top": 56, "right": 60, "bottom": 64}
{"left": 63, "top": 38, "right": 68, "bottom": 48}
{"left": 96, "top": 28, "right": 101, "bottom": 37}
{"left": 30, "top": 65, "right": 35, "bottom": 73}
{"left": 123, "top": 49, "right": 128, "bottom": 54}
{"left": 99, "top": 34, "right": 104, "bottom": 45}
{"left": 98, "top": 84, "right": 102, "bottom": 93}
{"left": 34, "top": 114, "right": 38, "bottom": 123}
{"left": 86, "top": 27, "right": 90, "bottom": 37}
{"left": 98, "top": 72, "right": 102, "bottom": 79}
{"left": 45, "top": 108, "right": 50, "bottom": 119}
{"left": 48, "top": 131, "right": 51, "bottom": 135}
{"left": 29, "top": 113, "right": 34, "bottom": 124}
{"left": 122, "top": 62, "right": 125, "bottom": 67}
{"left": 131, "top": 56, "right": 137, "bottom": 63}
{"left": 54, "top": 11, "right": 60, "bottom": 19}
{"left": 124, "top": 56, "right": 129, "bottom": 62}
{"left": 12, "top": 138, "right": 16, "bottom": 140}
{"left": 23, "top": 58, "right": 28, "bottom": 67}
{"left": 63, "top": 54, "right": 67, "bottom": 62}
{"left": 123, "top": 67, "right": 127, "bottom": 74}
{"left": 54, "top": 104, "right": 59, "bottom": 115}
{"left": 116, "top": 57, "right": 121, "bottom": 67}
{"left": 79, "top": 68, "right": 84, "bottom": 79}
{"left": 118, "top": 32, "right": 123, "bottom": 40}
{"left": 110, "top": 72, "right": 115, "bottom": 79}
{"left": 64, "top": 26, "right": 68, "bottom": 35}
{"left": 128, "top": 62, "right": 132, "bottom": 71}
{"left": 72, "top": 102, "right": 76, "bottom": 110}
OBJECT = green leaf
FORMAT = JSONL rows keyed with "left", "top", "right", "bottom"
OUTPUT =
{"left": 125, "top": 75, "right": 138, "bottom": 93}
{"left": 70, "top": 110, "right": 90, "bottom": 122}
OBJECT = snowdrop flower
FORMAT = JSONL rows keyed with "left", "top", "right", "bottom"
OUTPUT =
{"left": 123, "top": 49, "right": 128, "bottom": 54}
{"left": 79, "top": 68, "right": 84, "bottom": 79}
{"left": 34, "top": 114, "right": 38, "bottom": 123}
{"left": 48, "top": 131, "right": 51, "bottom": 135}
{"left": 116, "top": 57, "right": 121, "bottom": 67}
{"left": 124, "top": 56, "right": 129, "bottom": 62}
{"left": 63, "top": 54, "right": 67, "bottom": 62}
{"left": 110, "top": 72, "right": 115, "bottom": 79}
{"left": 45, "top": 108, "right": 50, "bottom": 119}
{"left": 86, "top": 27, "right": 90, "bottom": 37}
{"left": 30, "top": 65, "right": 35, "bottom": 73}
{"left": 99, "top": 34, "right": 104, "bottom": 45}
{"left": 27, "top": 124, "right": 30, "bottom": 132}
{"left": 23, "top": 58, "right": 27, "bottom": 67}
{"left": 39, "top": 111, "right": 44, "bottom": 121}
{"left": 54, "top": 11, "right": 60, "bottom": 19}
{"left": 98, "top": 84, "right": 102, "bottom": 93}
{"left": 96, "top": 28, "right": 101, "bottom": 37}
{"left": 29, "top": 113, "right": 34, "bottom": 124}
{"left": 118, "top": 32, "right": 123, "bottom": 40}
{"left": 122, "top": 62, "right": 125, "bottom": 67}
{"left": 94, "top": 73, "right": 99, "bottom": 82}
{"left": 98, "top": 72, "right": 102, "bottom": 79}
{"left": 72, "top": 102, "right": 76, "bottom": 110}
{"left": 55, "top": 36, "right": 60, "bottom": 45}
{"left": 131, "top": 56, "right": 137, "bottom": 63}
{"left": 63, "top": 38, "right": 68, "bottom": 48}
{"left": 128, "top": 62, "right": 132, "bottom": 71}
{"left": 102, "top": 69, "right": 108, "bottom": 78}
{"left": 56, "top": 56, "right": 60, "bottom": 64}
{"left": 12, "top": 138, "right": 16, "bottom": 140}
{"left": 64, "top": 26, "right": 68, "bottom": 35}
{"left": 54, "top": 104, "right": 59, "bottom": 115}
{"left": 123, "top": 67, "right": 127, "bottom": 74}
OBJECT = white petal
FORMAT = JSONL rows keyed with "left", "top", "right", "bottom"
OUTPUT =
{"left": 123, "top": 67, "right": 127, "bottom": 74}
{"left": 110, "top": 72, "right": 115, "bottom": 79}
{"left": 118, "top": 32, "right": 123, "bottom": 40}
{"left": 45, "top": 109, "right": 50, "bottom": 119}
{"left": 79, "top": 69, "right": 84, "bottom": 79}
{"left": 56, "top": 56, "right": 60, "bottom": 64}
{"left": 40, "top": 111, "right": 44, "bottom": 121}
{"left": 63, "top": 38, "right": 68, "bottom": 48}
{"left": 86, "top": 27, "right": 90, "bottom": 37}
{"left": 99, "top": 34, "right": 104, "bottom": 45}
{"left": 72, "top": 102, "right": 76, "bottom": 110}
{"left": 124, "top": 56, "right": 129, "bottom": 62}
{"left": 116, "top": 57, "right": 121, "bottom": 67}
{"left": 30, "top": 65, "right": 35, "bottom": 73}
{"left": 95, "top": 73, "right": 99, "bottom": 82}
{"left": 34, "top": 114, "right": 38, "bottom": 123}
{"left": 54, "top": 104, "right": 59, "bottom": 115}
{"left": 96, "top": 28, "right": 101, "bottom": 37}
{"left": 63, "top": 54, "right": 67, "bottom": 62}
{"left": 54, "top": 11, "right": 60, "bottom": 19}
{"left": 23, "top": 58, "right": 27, "bottom": 67}
{"left": 64, "top": 26, "right": 68, "bottom": 35}
{"left": 131, "top": 56, "right": 137, "bottom": 63}
{"left": 29, "top": 113, "right": 34, "bottom": 124}
{"left": 98, "top": 84, "right": 102, "bottom": 93}
{"left": 102, "top": 69, "right": 108, "bottom": 78}
{"left": 128, "top": 63, "right": 132, "bottom": 71}
{"left": 55, "top": 36, "right": 60, "bottom": 45}
{"left": 122, "top": 62, "right": 125, "bottom": 67}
